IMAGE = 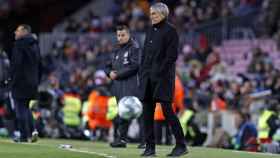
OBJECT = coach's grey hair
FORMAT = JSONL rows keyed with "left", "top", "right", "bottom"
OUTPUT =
{"left": 150, "top": 2, "right": 169, "bottom": 19}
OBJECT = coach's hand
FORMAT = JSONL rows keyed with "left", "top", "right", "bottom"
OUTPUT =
{"left": 110, "top": 71, "right": 118, "bottom": 80}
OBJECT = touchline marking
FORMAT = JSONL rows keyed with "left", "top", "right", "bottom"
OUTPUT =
{"left": 0, "top": 139, "right": 116, "bottom": 158}
{"left": 2, "top": 139, "right": 278, "bottom": 157}
{"left": 65, "top": 148, "right": 117, "bottom": 158}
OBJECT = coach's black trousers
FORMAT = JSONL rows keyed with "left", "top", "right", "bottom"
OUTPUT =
{"left": 154, "top": 120, "right": 172, "bottom": 145}
{"left": 13, "top": 99, "right": 35, "bottom": 139}
{"left": 113, "top": 115, "right": 131, "bottom": 142}
{"left": 142, "top": 79, "right": 185, "bottom": 148}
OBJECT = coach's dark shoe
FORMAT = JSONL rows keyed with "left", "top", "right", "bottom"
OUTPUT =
{"left": 167, "top": 145, "right": 188, "bottom": 157}
{"left": 141, "top": 145, "right": 156, "bottom": 157}
{"left": 110, "top": 140, "right": 127, "bottom": 148}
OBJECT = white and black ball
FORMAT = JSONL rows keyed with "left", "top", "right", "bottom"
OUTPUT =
{"left": 118, "top": 96, "right": 143, "bottom": 120}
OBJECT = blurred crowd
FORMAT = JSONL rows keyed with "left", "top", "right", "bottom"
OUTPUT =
{"left": 64, "top": 0, "right": 263, "bottom": 33}
{"left": 0, "top": 0, "right": 280, "bottom": 155}
{"left": 41, "top": 34, "right": 114, "bottom": 100}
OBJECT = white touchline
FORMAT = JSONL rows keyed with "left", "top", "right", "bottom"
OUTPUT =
{"left": 66, "top": 148, "right": 117, "bottom": 158}
{"left": 0, "top": 140, "right": 116, "bottom": 158}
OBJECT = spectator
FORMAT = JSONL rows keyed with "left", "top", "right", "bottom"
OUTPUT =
{"left": 231, "top": 110, "right": 258, "bottom": 152}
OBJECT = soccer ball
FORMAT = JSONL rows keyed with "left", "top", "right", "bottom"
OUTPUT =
{"left": 118, "top": 96, "right": 143, "bottom": 120}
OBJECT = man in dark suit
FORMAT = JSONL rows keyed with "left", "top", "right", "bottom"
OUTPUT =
{"left": 9, "top": 24, "right": 41, "bottom": 142}
{"left": 105, "top": 25, "right": 141, "bottom": 148}
{"left": 139, "top": 3, "right": 188, "bottom": 157}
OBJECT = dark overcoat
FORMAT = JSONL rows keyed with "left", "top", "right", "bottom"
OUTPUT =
{"left": 140, "top": 20, "right": 179, "bottom": 102}
{"left": 10, "top": 34, "right": 41, "bottom": 99}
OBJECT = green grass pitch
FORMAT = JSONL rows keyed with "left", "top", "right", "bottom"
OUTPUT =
{"left": 0, "top": 138, "right": 279, "bottom": 158}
